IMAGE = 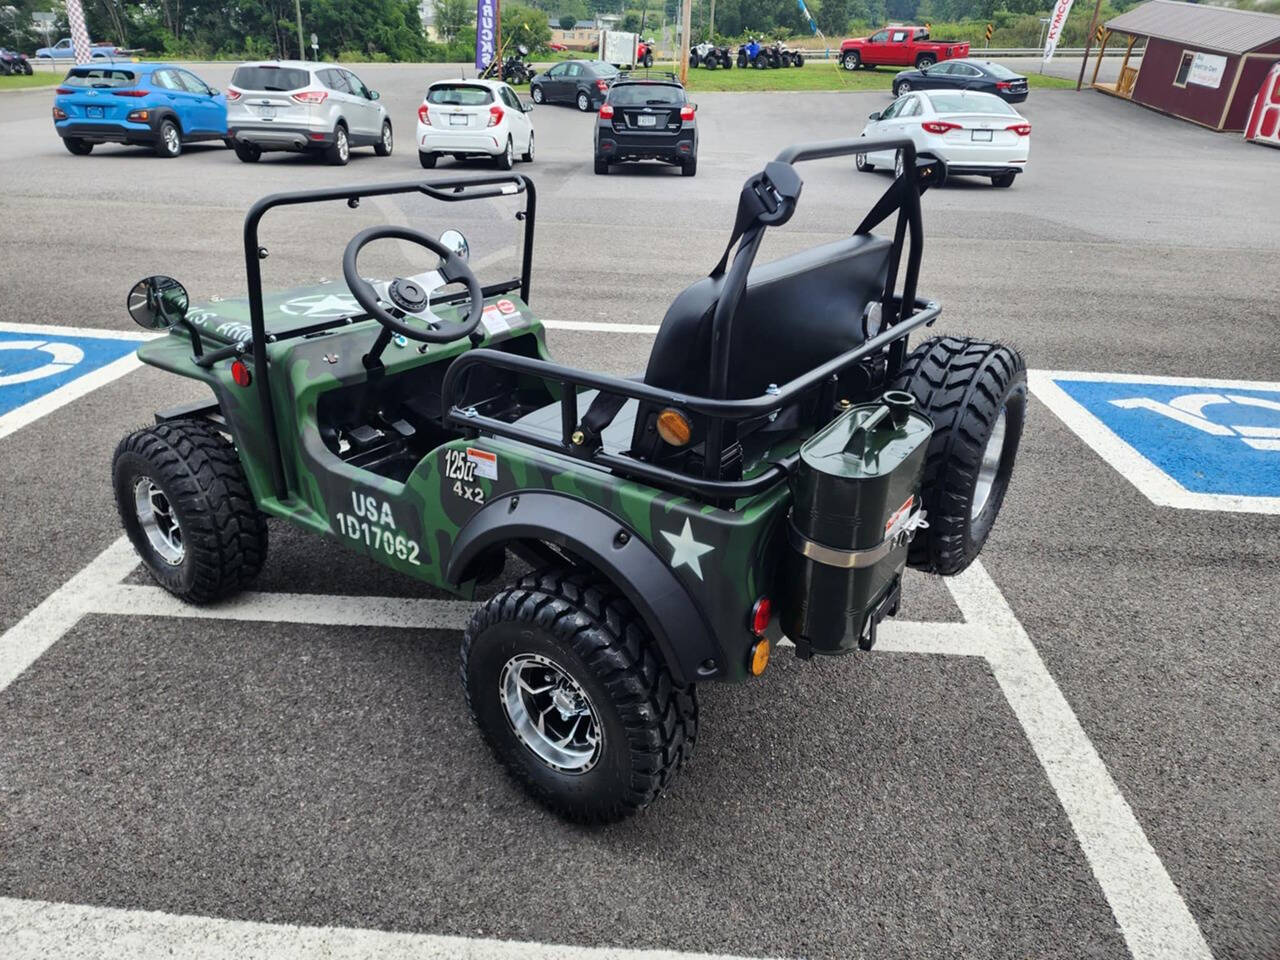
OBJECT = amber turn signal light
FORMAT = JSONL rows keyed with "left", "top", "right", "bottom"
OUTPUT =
{"left": 656, "top": 408, "right": 692, "bottom": 447}
{"left": 749, "top": 638, "right": 771, "bottom": 677}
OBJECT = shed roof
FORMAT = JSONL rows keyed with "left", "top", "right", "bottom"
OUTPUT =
{"left": 1105, "top": 0, "right": 1280, "bottom": 55}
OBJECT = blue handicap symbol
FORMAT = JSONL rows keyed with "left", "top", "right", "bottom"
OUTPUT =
{"left": 1052, "top": 377, "right": 1280, "bottom": 498}
{"left": 0, "top": 330, "right": 141, "bottom": 417}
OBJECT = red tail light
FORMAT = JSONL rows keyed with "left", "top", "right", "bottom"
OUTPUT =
{"left": 750, "top": 597, "right": 772, "bottom": 637}
{"left": 922, "top": 120, "right": 961, "bottom": 134}
{"left": 487, "top": 104, "right": 503, "bottom": 127}
{"left": 225, "top": 86, "right": 242, "bottom": 102}
{"left": 599, "top": 103, "right": 614, "bottom": 119}
{"left": 1006, "top": 122, "right": 1032, "bottom": 136}
{"left": 680, "top": 104, "right": 695, "bottom": 121}
{"left": 595, "top": 78, "right": 608, "bottom": 92}
{"left": 112, "top": 89, "right": 150, "bottom": 97}
{"left": 291, "top": 90, "right": 328, "bottom": 104}
{"left": 418, "top": 103, "right": 431, "bottom": 124}
{"left": 55, "top": 86, "right": 73, "bottom": 95}
{"left": 996, "top": 81, "right": 1011, "bottom": 90}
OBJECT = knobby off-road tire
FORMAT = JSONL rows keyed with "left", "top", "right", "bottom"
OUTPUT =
{"left": 113, "top": 419, "right": 267, "bottom": 603}
{"left": 892, "top": 336, "right": 1026, "bottom": 575}
{"left": 461, "top": 567, "right": 698, "bottom": 823}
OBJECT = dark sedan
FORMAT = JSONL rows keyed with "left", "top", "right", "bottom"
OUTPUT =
{"left": 529, "top": 59, "right": 619, "bottom": 111}
{"left": 892, "top": 58, "right": 1028, "bottom": 102}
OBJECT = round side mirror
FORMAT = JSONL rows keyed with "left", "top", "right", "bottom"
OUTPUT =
{"left": 439, "top": 229, "right": 469, "bottom": 263}
{"left": 127, "top": 276, "right": 189, "bottom": 329}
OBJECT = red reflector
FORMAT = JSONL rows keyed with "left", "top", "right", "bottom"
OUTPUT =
{"left": 291, "top": 90, "right": 328, "bottom": 104}
{"left": 599, "top": 103, "right": 614, "bottom": 119}
{"left": 112, "top": 89, "right": 150, "bottom": 97}
{"left": 1006, "top": 122, "right": 1032, "bottom": 136}
{"left": 922, "top": 120, "right": 962, "bottom": 134}
{"left": 309, "top": 132, "right": 326, "bottom": 140}
{"left": 680, "top": 105, "right": 695, "bottom": 121}
{"left": 231, "top": 360, "right": 252, "bottom": 388}
{"left": 750, "top": 596, "right": 772, "bottom": 637}
{"left": 488, "top": 104, "right": 503, "bottom": 127}
{"left": 418, "top": 103, "right": 431, "bottom": 124}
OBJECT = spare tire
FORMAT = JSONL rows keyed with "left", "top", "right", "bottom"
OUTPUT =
{"left": 891, "top": 336, "right": 1026, "bottom": 575}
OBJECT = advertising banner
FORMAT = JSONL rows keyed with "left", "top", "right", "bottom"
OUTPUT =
{"left": 65, "top": 0, "right": 93, "bottom": 64}
{"left": 476, "top": 0, "right": 500, "bottom": 72}
{"left": 1043, "top": 0, "right": 1074, "bottom": 61}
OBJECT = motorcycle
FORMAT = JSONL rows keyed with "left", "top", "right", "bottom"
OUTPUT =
{"left": 0, "top": 47, "right": 34, "bottom": 76}
{"left": 482, "top": 44, "right": 537, "bottom": 84}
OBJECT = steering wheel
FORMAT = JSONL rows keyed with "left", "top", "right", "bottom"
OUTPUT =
{"left": 342, "top": 225, "right": 484, "bottom": 344}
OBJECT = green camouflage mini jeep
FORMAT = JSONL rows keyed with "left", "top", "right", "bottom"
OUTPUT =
{"left": 113, "top": 137, "right": 1026, "bottom": 822}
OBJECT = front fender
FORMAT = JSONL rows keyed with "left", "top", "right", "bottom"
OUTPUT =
{"left": 445, "top": 492, "right": 722, "bottom": 686}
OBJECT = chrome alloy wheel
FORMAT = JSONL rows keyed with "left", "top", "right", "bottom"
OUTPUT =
{"left": 134, "top": 477, "right": 184, "bottom": 564}
{"left": 499, "top": 653, "right": 603, "bottom": 773}
{"left": 382, "top": 123, "right": 393, "bottom": 153}
{"left": 971, "top": 407, "right": 1008, "bottom": 519}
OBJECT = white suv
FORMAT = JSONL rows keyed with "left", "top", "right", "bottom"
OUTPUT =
{"left": 417, "top": 79, "right": 534, "bottom": 170}
{"left": 227, "top": 61, "right": 392, "bottom": 165}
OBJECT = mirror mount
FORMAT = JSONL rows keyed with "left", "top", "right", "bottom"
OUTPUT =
{"left": 868, "top": 111, "right": 881, "bottom": 121}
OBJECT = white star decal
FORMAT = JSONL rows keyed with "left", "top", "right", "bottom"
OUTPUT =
{"left": 279, "top": 293, "right": 360, "bottom": 319}
{"left": 661, "top": 519, "right": 714, "bottom": 580}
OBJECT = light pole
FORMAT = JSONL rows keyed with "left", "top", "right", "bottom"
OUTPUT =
{"left": 679, "top": 0, "right": 691, "bottom": 83}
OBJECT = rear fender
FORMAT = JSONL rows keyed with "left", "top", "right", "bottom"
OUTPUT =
{"left": 446, "top": 491, "right": 722, "bottom": 687}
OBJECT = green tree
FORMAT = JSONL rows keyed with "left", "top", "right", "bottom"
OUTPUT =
{"left": 560, "top": 14, "right": 576, "bottom": 28}
{"left": 500, "top": 3, "right": 551, "bottom": 51}
{"left": 434, "top": 0, "right": 473, "bottom": 42}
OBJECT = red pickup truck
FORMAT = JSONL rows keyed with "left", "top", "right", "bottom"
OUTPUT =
{"left": 840, "top": 26, "right": 970, "bottom": 71}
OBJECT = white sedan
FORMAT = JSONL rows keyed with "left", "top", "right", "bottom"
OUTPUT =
{"left": 417, "top": 78, "right": 534, "bottom": 170}
{"left": 855, "top": 89, "right": 1030, "bottom": 188}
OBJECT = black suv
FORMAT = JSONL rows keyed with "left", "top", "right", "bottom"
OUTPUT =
{"left": 593, "top": 73, "right": 698, "bottom": 177}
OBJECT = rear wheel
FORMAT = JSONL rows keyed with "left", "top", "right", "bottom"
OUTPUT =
{"left": 374, "top": 120, "right": 393, "bottom": 156}
{"left": 233, "top": 141, "right": 261, "bottom": 163}
{"left": 496, "top": 136, "right": 514, "bottom": 170}
{"left": 112, "top": 419, "right": 268, "bottom": 603}
{"left": 705, "top": 54, "right": 717, "bottom": 70}
{"left": 991, "top": 172, "right": 1016, "bottom": 188}
{"left": 576, "top": 90, "right": 591, "bottom": 111}
{"left": 594, "top": 157, "right": 609, "bottom": 174}
{"left": 681, "top": 155, "right": 697, "bottom": 177}
{"left": 62, "top": 137, "right": 93, "bottom": 156}
{"left": 461, "top": 567, "right": 698, "bottom": 823}
{"left": 155, "top": 118, "right": 181, "bottom": 158}
{"left": 532, "top": 85, "right": 545, "bottom": 104}
{"left": 891, "top": 337, "right": 1027, "bottom": 575}
{"left": 417, "top": 150, "right": 437, "bottom": 168}
{"left": 842, "top": 51, "right": 860, "bottom": 70}
{"left": 916, "top": 54, "right": 936, "bottom": 68}
{"left": 325, "top": 124, "right": 349, "bottom": 165}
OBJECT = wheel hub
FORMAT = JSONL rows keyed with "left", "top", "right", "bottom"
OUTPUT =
{"left": 133, "top": 477, "right": 184, "bottom": 565}
{"left": 499, "top": 653, "right": 602, "bottom": 773}
{"left": 971, "top": 407, "right": 1008, "bottom": 519}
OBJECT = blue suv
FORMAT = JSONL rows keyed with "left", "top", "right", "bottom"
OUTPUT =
{"left": 53, "top": 62, "right": 227, "bottom": 158}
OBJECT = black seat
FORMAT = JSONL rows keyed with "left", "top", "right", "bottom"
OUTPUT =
{"left": 630, "top": 233, "right": 892, "bottom": 460}
{"left": 643, "top": 232, "right": 892, "bottom": 400}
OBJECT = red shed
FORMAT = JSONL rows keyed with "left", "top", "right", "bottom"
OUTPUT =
{"left": 1088, "top": 0, "right": 1280, "bottom": 132}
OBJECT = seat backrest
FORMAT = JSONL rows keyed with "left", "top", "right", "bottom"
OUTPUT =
{"left": 642, "top": 232, "right": 893, "bottom": 401}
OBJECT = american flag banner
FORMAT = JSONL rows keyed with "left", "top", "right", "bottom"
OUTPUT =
{"left": 65, "top": 0, "right": 93, "bottom": 64}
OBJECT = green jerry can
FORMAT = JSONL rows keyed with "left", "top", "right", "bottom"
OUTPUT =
{"left": 779, "top": 391, "right": 932, "bottom": 656}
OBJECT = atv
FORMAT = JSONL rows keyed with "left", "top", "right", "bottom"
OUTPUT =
{"left": 112, "top": 138, "right": 1025, "bottom": 824}
{"left": 691, "top": 41, "right": 733, "bottom": 69}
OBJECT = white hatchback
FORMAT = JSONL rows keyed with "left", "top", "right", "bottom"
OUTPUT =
{"left": 417, "top": 79, "right": 535, "bottom": 170}
{"left": 856, "top": 89, "right": 1030, "bottom": 188}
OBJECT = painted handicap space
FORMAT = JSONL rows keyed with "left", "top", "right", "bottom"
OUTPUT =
{"left": 1029, "top": 371, "right": 1280, "bottom": 514}
{"left": 0, "top": 323, "right": 152, "bottom": 441}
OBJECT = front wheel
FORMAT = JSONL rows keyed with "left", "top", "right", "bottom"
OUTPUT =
{"left": 576, "top": 90, "right": 591, "bottom": 111}
{"left": 841, "top": 51, "right": 860, "bottom": 70}
{"left": 896, "top": 79, "right": 912, "bottom": 94}
{"left": 461, "top": 568, "right": 698, "bottom": 823}
{"left": 374, "top": 120, "right": 393, "bottom": 156}
{"left": 737, "top": 52, "right": 747, "bottom": 67}
{"left": 521, "top": 130, "right": 534, "bottom": 163}
{"left": 891, "top": 337, "right": 1027, "bottom": 575}
{"left": 112, "top": 419, "right": 268, "bottom": 603}
{"left": 855, "top": 152, "right": 874, "bottom": 172}
{"left": 690, "top": 51, "right": 700, "bottom": 68}
{"left": 793, "top": 53, "right": 804, "bottom": 67}
{"left": 643, "top": 53, "right": 653, "bottom": 67}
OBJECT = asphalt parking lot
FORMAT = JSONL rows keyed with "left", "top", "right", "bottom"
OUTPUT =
{"left": 1, "top": 64, "right": 1277, "bottom": 960}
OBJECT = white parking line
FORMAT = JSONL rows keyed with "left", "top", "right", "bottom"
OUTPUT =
{"left": 0, "top": 539, "right": 1214, "bottom": 960}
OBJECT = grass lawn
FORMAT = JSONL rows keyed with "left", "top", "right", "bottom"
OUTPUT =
{"left": 641, "top": 61, "right": 1076, "bottom": 93}
{"left": 0, "top": 72, "right": 59, "bottom": 91}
